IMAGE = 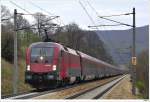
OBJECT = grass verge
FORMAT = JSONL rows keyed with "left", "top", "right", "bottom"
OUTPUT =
{"left": 1, "top": 58, "right": 33, "bottom": 96}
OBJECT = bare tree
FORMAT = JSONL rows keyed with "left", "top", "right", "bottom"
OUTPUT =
{"left": 65, "top": 23, "right": 83, "bottom": 49}
{"left": 33, "top": 12, "right": 57, "bottom": 39}
{"left": 1, "top": 5, "right": 11, "bottom": 18}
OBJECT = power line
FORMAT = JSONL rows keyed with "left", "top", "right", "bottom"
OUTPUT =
{"left": 98, "top": 16, "right": 133, "bottom": 27}
{"left": 86, "top": 0, "right": 133, "bottom": 27}
{"left": 86, "top": 0, "right": 127, "bottom": 64}
{"left": 79, "top": 0, "right": 108, "bottom": 42}
{"left": 10, "top": 0, "right": 65, "bottom": 32}
{"left": 79, "top": 0, "right": 106, "bottom": 43}
{"left": 9, "top": 0, "right": 60, "bottom": 31}
{"left": 78, "top": 0, "right": 116, "bottom": 63}
{"left": 88, "top": 24, "right": 122, "bottom": 27}
{"left": 28, "top": 0, "right": 55, "bottom": 16}
{"left": 17, "top": 13, "right": 48, "bottom": 16}
{"left": 86, "top": 0, "right": 99, "bottom": 16}
{"left": 17, "top": 16, "right": 59, "bottom": 30}
{"left": 28, "top": 0, "right": 65, "bottom": 26}
{"left": 10, "top": 1, "right": 48, "bottom": 16}
{"left": 87, "top": 1, "right": 132, "bottom": 27}
{"left": 98, "top": 13, "right": 133, "bottom": 18}
{"left": 79, "top": 0, "right": 96, "bottom": 25}
{"left": 10, "top": 1, "right": 31, "bottom": 14}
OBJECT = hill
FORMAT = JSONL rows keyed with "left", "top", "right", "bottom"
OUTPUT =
{"left": 96, "top": 25, "right": 149, "bottom": 64}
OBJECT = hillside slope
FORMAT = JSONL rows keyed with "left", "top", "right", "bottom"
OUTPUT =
{"left": 52, "top": 30, "right": 114, "bottom": 64}
{"left": 96, "top": 25, "right": 149, "bottom": 64}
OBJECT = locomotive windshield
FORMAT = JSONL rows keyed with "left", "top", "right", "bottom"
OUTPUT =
{"left": 31, "top": 47, "right": 54, "bottom": 63}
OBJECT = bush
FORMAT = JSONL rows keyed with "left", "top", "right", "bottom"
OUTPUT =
{"left": 136, "top": 81, "right": 144, "bottom": 93}
{"left": 1, "top": 31, "right": 14, "bottom": 63}
{"left": 136, "top": 50, "right": 149, "bottom": 99}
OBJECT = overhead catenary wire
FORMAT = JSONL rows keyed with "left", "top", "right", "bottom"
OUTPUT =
{"left": 98, "top": 13, "right": 133, "bottom": 18}
{"left": 86, "top": 0, "right": 99, "bottom": 16}
{"left": 28, "top": 0, "right": 65, "bottom": 26}
{"left": 79, "top": 0, "right": 109, "bottom": 46}
{"left": 10, "top": 1, "right": 31, "bottom": 14}
{"left": 78, "top": 0, "right": 117, "bottom": 63}
{"left": 16, "top": 16, "right": 60, "bottom": 31}
{"left": 86, "top": 0, "right": 133, "bottom": 27}
{"left": 9, "top": 0, "right": 59, "bottom": 20}
{"left": 10, "top": 0, "right": 65, "bottom": 33}
{"left": 87, "top": 0, "right": 127, "bottom": 64}
{"left": 99, "top": 16, "right": 133, "bottom": 27}
{"left": 88, "top": 24, "right": 122, "bottom": 28}
{"left": 10, "top": 0, "right": 49, "bottom": 17}
{"left": 86, "top": 0, "right": 127, "bottom": 64}
{"left": 17, "top": 13, "right": 51, "bottom": 16}
{"left": 79, "top": 0, "right": 96, "bottom": 26}
{"left": 9, "top": 0, "right": 61, "bottom": 31}
{"left": 79, "top": 0, "right": 108, "bottom": 42}
{"left": 28, "top": 0, "right": 55, "bottom": 16}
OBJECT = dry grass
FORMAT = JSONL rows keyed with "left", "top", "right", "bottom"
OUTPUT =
{"left": 103, "top": 75, "right": 138, "bottom": 99}
{"left": 1, "top": 58, "right": 32, "bottom": 96}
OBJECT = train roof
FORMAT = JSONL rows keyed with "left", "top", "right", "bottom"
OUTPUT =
{"left": 29, "top": 42, "right": 63, "bottom": 48}
{"left": 77, "top": 51, "right": 121, "bottom": 70}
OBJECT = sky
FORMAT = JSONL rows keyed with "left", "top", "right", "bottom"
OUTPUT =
{"left": 1, "top": 0, "right": 149, "bottom": 30}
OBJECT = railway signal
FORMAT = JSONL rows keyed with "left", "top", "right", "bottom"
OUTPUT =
{"left": 132, "top": 57, "right": 137, "bottom": 66}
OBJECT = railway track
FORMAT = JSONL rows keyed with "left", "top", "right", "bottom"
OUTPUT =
{"left": 1, "top": 89, "right": 38, "bottom": 99}
{"left": 66, "top": 75, "right": 126, "bottom": 99}
{"left": 3, "top": 75, "right": 125, "bottom": 99}
{"left": 4, "top": 83, "right": 81, "bottom": 99}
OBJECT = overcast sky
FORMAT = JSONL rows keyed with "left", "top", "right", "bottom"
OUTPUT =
{"left": 1, "top": 0, "right": 149, "bottom": 30}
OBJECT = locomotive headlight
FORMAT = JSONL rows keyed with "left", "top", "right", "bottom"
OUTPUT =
{"left": 52, "top": 65, "right": 56, "bottom": 71}
{"left": 27, "top": 65, "right": 30, "bottom": 71}
{"left": 40, "top": 56, "right": 44, "bottom": 60}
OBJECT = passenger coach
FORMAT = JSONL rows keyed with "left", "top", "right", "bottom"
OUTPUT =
{"left": 25, "top": 42, "right": 125, "bottom": 89}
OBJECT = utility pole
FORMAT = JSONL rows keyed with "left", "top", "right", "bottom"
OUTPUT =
{"left": 44, "top": 28, "right": 49, "bottom": 40}
{"left": 87, "top": 6, "right": 137, "bottom": 95}
{"left": 37, "top": 13, "right": 41, "bottom": 37}
{"left": 13, "top": 9, "right": 18, "bottom": 95}
{"left": 37, "top": 17, "right": 41, "bottom": 37}
{"left": 131, "top": 7, "right": 136, "bottom": 95}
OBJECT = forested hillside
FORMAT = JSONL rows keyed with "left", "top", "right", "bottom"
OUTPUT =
{"left": 51, "top": 23, "right": 114, "bottom": 64}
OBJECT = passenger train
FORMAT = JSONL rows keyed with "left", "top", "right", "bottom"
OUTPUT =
{"left": 25, "top": 42, "right": 125, "bottom": 89}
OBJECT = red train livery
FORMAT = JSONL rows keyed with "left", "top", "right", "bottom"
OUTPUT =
{"left": 25, "top": 42, "right": 125, "bottom": 89}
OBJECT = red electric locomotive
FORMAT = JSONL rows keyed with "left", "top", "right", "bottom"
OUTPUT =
{"left": 25, "top": 42, "right": 125, "bottom": 89}
{"left": 25, "top": 42, "right": 81, "bottom": 88}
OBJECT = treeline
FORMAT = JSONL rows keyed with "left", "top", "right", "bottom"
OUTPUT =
{"left": 1, "top": 5, "right": 113, "bottom": 64}
{"left": 136, "top": 50, "right": 149, "bottom": 98}
{"left": 51, "top": 23, "right": 113, "bottom": 63}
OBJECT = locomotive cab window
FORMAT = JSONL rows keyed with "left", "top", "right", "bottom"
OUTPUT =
{"left": 31, "top": 47, "right": 54, "bottom": 63}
